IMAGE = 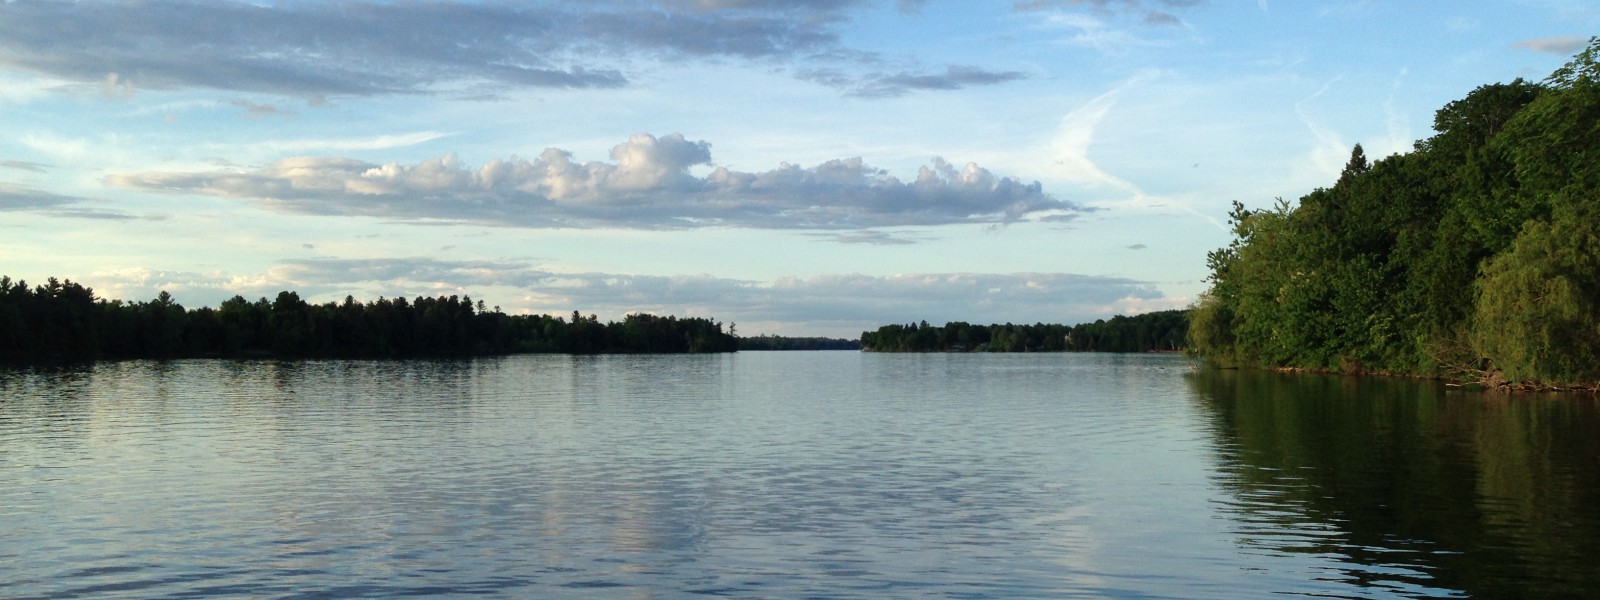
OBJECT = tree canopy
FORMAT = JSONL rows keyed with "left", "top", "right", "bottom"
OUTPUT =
{"left": 738, "top": 335, "right": 862, "bottom": 351}
{"left": 1189, "top": 38, "right": 1600, "bottom": 389}
{"left": 861, "top": 310, "right": 1187, "bottom": 353}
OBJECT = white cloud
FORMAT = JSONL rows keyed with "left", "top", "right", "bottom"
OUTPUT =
{"left": 253, "top": 131, "right": 454, "bottom": 153}
{"left": 20, "top": 131, "right": 94, "bottom": 162}
{"left": 0, "top": 74, "right": 58, "bottom": 103}
{"left": 108, "top": 133, "right": 1080, "bottom": 230}
{"left": 1377, "top": 68, "right": 1414, "bottom": 158}
{"left": 81, "top": 267, "right": 285, "bottom": 306}
{"left": 1444, "top": 16, "right": 1477, "bottom": 32}
{"left": 1292, "top": 76, "right": 1351, "bottom": 184}
{"left": 1051, "top": 82, "right": 1143, "bottom": 193}
{"left": 1040, "top": 13, "right": 1142, "bottom": 53}
{"left": 1022, "top": 1, "right": 1200, "bottom": 52}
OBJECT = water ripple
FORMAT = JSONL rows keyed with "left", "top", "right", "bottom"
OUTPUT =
{"left": 3, "top": 355, "right": 1596, "bottom": 597}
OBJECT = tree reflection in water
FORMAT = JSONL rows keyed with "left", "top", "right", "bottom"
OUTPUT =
{"left": 1189, "top": 368, "right": 1600, "bottom": 599}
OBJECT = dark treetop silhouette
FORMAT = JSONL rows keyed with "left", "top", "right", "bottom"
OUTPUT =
{"left": 0, "top": 279, "right": 736, "bottom": 364}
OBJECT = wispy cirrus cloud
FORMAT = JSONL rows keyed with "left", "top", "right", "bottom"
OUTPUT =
{"left": 2, "top": 160, "right": 51, "bottom": 173}
{"left": 806, "top": 230, "right": 926, "bottom": 245}
{"left": 802, "top": 65, "right": 1030, "bottom": 97}
{"left": 0, "top": 0, "right": 1024, "bottom": 99}
{"left": 0, "top": 184, "right": 77, "bottom": 211}
{"left": 0, "top": 184, "right": 152, "bottom": 220}
{"left": 37, "top": 208, "right": 164, "bottom": 221}
{"left": 250, "top": 131, "right": 454, "bottom": 154}
{"left": 1015, "top": 0, "right": 1202, "bottom": 23}
{"left": 225, "top": 99, "right": 293, "bottom": 118}
{"left": 108, "top": 133, "right": 1080, "bottom": 230}
{"left": 1019, "top": 0, "right": 1201, "bottom": 53}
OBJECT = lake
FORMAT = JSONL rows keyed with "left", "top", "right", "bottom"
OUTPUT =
{"left": 2, "top": 352, "right": 1597, "bottom": 598}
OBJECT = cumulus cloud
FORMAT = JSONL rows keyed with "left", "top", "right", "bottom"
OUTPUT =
{"left": 108, "top": 133, "right": 1079, "bottom": 230}
{"left": 1512, "top": 35, "right": 1591, "bottom": 55}
{"left": 72, "top": 267, "right": 263, "bottom": 306}
{"left": 83, "top": 257, "right": 1182, "bottom": 336}
{"left": 0, "top": 0, "right": 1022, "bottom": 99}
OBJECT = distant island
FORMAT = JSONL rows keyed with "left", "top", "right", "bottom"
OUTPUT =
{"left": 1189, "top": 38, "right": 1600, "bottom": 390}
{"left": 0, "top": 278, "right": 736, "bottom": 364}
{"left": 738, "top": 335, "right": 861, "bottom": 351}
{"left": 861, "top": 309, "right": 1187, "bottom": 353}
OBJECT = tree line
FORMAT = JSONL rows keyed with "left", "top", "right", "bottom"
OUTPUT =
{"left": 738, "top": 335, "right": 862, "bottom": 351}
{"left": 0, "top": 277, "right": 737, "bottom": 364}
{"left": 1189, "top": 39, "right": 1600, "bottom": 389}
{"left": 859, "top": 309, "right": 1188, "bottom": 353}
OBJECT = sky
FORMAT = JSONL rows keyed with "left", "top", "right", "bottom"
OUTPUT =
{"left": 1, "top": 0, "right": 1595, "bottom": 337}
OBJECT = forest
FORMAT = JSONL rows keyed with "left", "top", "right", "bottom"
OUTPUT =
{"left": 0, "top": 277, "right": 737, "bottom": 364}
{"left": 738, "top": 335, "right": 862, "bottom": 351}
{"left": 860, "top": 309, "right": 1188, "bottom": 353}
{"left": 1189, "top": 39, "right": 1600, "bottom": 389}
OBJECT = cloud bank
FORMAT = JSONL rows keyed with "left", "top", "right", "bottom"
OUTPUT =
{"left": 0, "top": 0, "right": 1023, "bottom": 98}
{"left": 109, "top": 133, "right": 1079, "bottom": 230}
{"left": 81, "top": 257, "right": 1183, "bottom": 336}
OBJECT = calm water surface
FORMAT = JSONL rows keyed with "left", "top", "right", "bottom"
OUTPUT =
{"left": 1, "top": 353, "right": 1597, "bottom": 598}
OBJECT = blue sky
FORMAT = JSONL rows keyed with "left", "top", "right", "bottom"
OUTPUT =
{"left": 1, "top": 0, "right": 1594, "bottom": 337}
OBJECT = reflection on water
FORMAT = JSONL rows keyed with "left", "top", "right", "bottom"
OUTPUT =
{"left": 1, "top": 354, "right": 1596, "bottom": 598}
{"left": 1189, "top": 368, "right": 1600, "bottom": 599}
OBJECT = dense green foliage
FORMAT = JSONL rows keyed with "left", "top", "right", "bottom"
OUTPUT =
{"left": 738, "top": 334, "right": 861, "bottom": 351}
{"left": 1189, "top": 39, "right": 1600, "bottom": 388}
{"left": 860, "top": 309, "right": 1187, "bottom": 353}
{"left": 0, "top": 277, "right": 737, "bottom": 364}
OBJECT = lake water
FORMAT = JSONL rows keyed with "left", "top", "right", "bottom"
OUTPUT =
{"left": 2, "top": 352, "right": 1597, "bottom": 599}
